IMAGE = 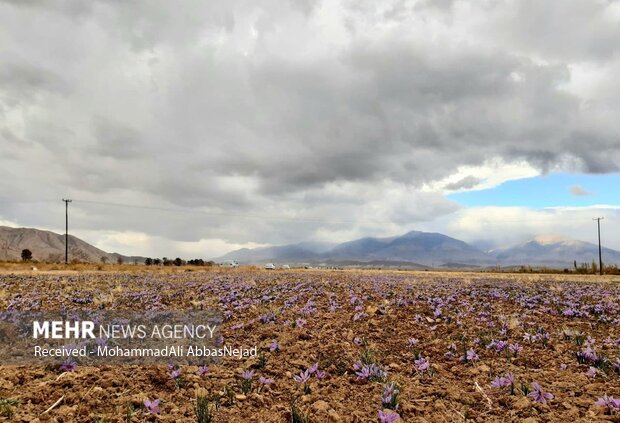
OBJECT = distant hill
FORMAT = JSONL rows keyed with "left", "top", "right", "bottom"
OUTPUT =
{"left": 0, "top": 226, "right": 145, "bottom": 263}
{"left": 219, "top": 241, "right": 335, "bottom": 263}
{"left": 329, "top": 230, "right": 493, "bottom": 265}
{"left": 219, "top": 230, "right": 494, "bottom": 267}
{"left": 218, "top": 230, "right": 620, "bottom": 268}
{"left": 492, "top": 234, "right": 620, "bottom": 268}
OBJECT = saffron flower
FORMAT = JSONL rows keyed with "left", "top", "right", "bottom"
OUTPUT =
{"left": 144, "top": 399, "right": 160, "bottom": 415}
{"left": 381, "top": 382, "right": 400, "bottom": 410}
{"left": 509, "top": 343, "right": 522, "bottom": 357}
{"left": 294, "top": 369, "right": 311, "bottom": 384}
{"left": 490, "top": 373, "right": 514, "bottom": 389}
{"left": 241, "top": 369, "right": 255, "bottom": 380}
{"left": 528, "top": 382, "right": 553, "bottom": 405}
{"left": 59, "top": 358, "right": 76, "bottom": 372}
{"left": 269, "top": 339, "right": 280, "bottom": 352}
{"left": 196, "top": 366, "right": 209, "bottom": 377}
{"left": 353, "top": 312, "right": 367, "bottom": 321}
{"left": 378, "top": 409, "right": 400, "bottom": 422}
{"left": 308, "top": 362, "right": 319, "bottom": 374}
{"left": 315, "top": 370, "right": 326, "bottom": 380}
{"left": 259, "top": 376, "right": 274, "bottom": 385}
{"left": 463, "top": 348, "right": 479, "bottom": 363}
{"left": 595, "top": 395, "right": 620, "bottom": 414}
{"left": 414, "top": 357, "right": 430, "bottom": 372}
{"left": 355, "top": 363, "right": 387, "bottom": 381}
{"left": 169, "top": 368, "right": 181, "bottom": 380}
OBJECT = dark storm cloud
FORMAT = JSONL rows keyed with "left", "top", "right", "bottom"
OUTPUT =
{"left": 484, "top": 0, "right": 620, "bottom": 61}
{"left": 444, "top": 176, "right": 483, "bottom": 191}
{"left": 0, "top": 62, "right": 69, "bottom": 105}
{"left": 91, "top": 118, "right": 144, "bottom": 159}
{"left": 1, "top": 0, "right": 619, "bottom": 253}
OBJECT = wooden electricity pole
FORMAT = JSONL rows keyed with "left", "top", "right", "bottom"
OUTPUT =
{"left": 593, "top": 217, "right": 604, "bottom": 275}
{"left": 62, "top": 199, "right": 72, "bottom": 264}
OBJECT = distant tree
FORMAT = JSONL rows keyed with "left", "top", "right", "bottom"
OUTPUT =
{"left": 21, "top": 249, "right": 33, "bottom": 261}
{"left": 173, "top": 257, "right": 183, "bottom": 266}
{"left": 591, "top": 260, "right": 598, "bottom": 275}
{"left": 162, "top": 257, "right": 173, "bottom": 266}
{"left": 101, "top": 256, "right": 108, "bottom": 264}
{"left": 117, "top": 256, "right": 124, "bottom": 265}
{"left": 145, "top": 258, "right": 153, "bottom": 266}
{"left": 153, "top": 258, "right": 161, "bottom": 266}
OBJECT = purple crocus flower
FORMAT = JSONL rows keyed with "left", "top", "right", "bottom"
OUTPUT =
{"left": 586, "top": 366, "right": 597, "bottom": 378}
{"left": 308, "top": 362, "right": 319, "bottom": 374}
{"left": 466, "top": 349, "right": 479, "bottom": 362}
{"left": 196, "top": 366, "right": 209, "bottom": 377}
{"left": 595, "top": 395, "right": 620, "bottom": 412}
{"left": 169, "top": 368, "right": 182, "bottom": 379}
{"left": 59, "top": 358, "right": 76, "bottom": 372}
{"left": 259, "top": 376, "right": 274, "bottom": 385}
{"left": 528, "top": 382, "right": 553, "bottom": 405}
{"left": 353, "top": 312, "right": 367, "bottom": 321}
{"left": 378, "top": 409, "right": 400, "bottom": 422}
{"left": 509, "top": 343, "right": 523, "bottom": 356}
{"left": 269, "top": 339, "right": 280, "bottom": 352}
{"left": 315, "top": 370, "right": 326, "bottom": 380}
{"left": 414, "top": 357, "right": 430, "bottom": 372}
{"left": 381, "top": 382, "right": 399, "bottom": 409}
{"left": 144, "top": 399, "right": 160, "bottom": 415}
{"left": 242, "top": 369, "right": 255, "bottom": 380}
{"left": 293, "top": 369, "right": 311, "bottom": 384}
{"left": 359, "top": 363, "right": 387, "bottom": 381}
{"left": 490, "top": 376, "right": 507, "bottom": 388}
{"left": 490, "top": 373, "right": 513, "bottom": 389}
{"left": 495, "top": 340, "right": 508, "bottom": 353}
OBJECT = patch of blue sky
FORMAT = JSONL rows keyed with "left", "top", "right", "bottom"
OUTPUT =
{"left": 448, "top": 172, "right": 620, "bottom": 208}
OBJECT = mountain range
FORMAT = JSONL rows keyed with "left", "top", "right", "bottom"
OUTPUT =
{"left": 2, "top": 225, "right": 618, "bottom": 268}
{"left": 219, "top": 230, "right": 620, "bottom": 268}
{"left": 0, "top": 226, "right": 144, "bottom": 263}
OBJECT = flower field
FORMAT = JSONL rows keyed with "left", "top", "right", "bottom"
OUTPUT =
{"left": 0, "top": 269, "right": 619, "bottom": 422}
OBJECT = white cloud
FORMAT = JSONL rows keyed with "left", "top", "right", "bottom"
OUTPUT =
{"left": 1, "top": 0, "right": 620, "bottom": 257}
{"left": 430, "top": 205, "right": 620, "bottom": 250}
{"left": 569, "top": 185, "right": 592, "bottom": 196}
{"left": 424, "top": 158, "right": 540, "bottom": 193}
{"left": 76, "top": 229, "right": 268, "bottom": 258}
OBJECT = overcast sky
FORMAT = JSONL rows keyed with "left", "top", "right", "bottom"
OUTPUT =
{"left": 1, "top": 0, "right": 619, "bottom": 258}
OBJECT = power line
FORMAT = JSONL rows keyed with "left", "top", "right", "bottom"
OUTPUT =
{"left": 69, "top": 198, "right": 616, "bottom": 225}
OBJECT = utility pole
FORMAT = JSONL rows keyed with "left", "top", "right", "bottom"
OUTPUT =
{"left": 593, "top": 217, "right": 604, "bottom": 276}
{"left": 62, "top": 199, "right": 72, "bottom": 264}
